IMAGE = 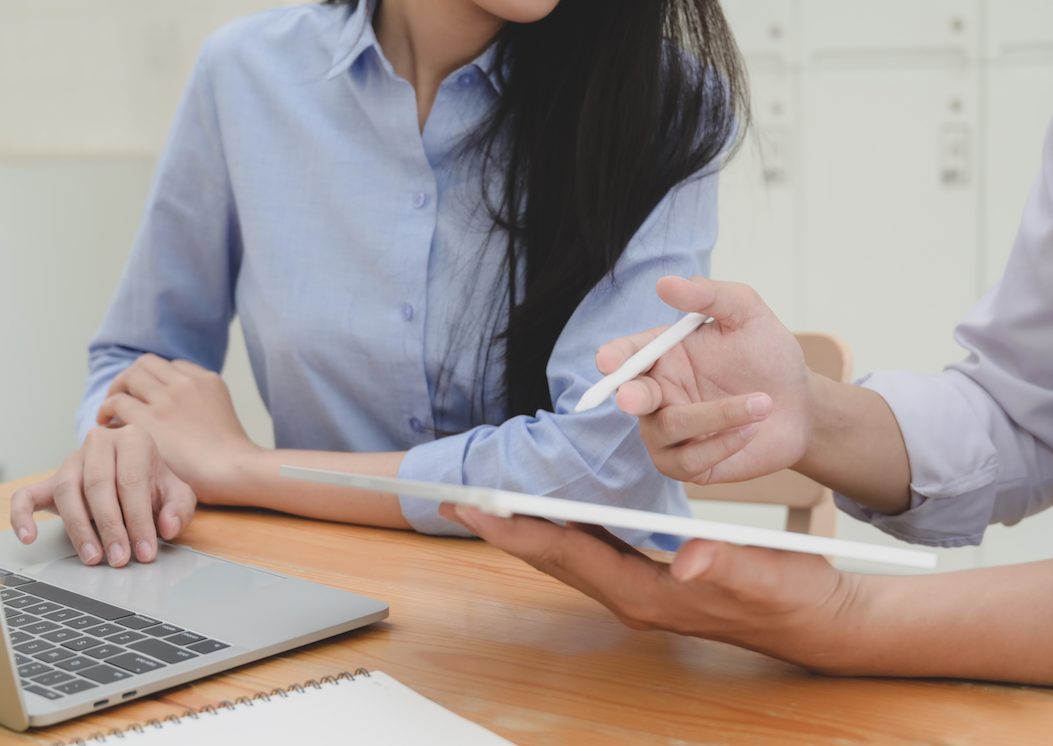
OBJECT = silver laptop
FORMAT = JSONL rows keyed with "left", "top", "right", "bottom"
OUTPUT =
{"left": 0, "top": 520, "right": 387, "bottom": 730}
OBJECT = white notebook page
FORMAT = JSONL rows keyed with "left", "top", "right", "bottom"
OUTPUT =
{"left": 78, "top": 672, "right": 514, "bottom": 745}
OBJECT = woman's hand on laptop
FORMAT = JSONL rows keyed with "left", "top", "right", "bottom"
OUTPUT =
{"left": 597, "top": 275, "right": 816, "bottom": 485}
{"left": 94, "top": 355, "right": 261, "bottom": 505}
{"left": 10, "top": 425, "right": 196, "bottom": 567}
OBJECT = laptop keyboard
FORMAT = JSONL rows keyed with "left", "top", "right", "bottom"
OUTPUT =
{"left": 1, "top": 568, "right": 229, "bottom": 701}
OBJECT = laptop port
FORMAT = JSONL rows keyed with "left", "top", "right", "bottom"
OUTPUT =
{"left": 93, "top": 699, "right": 109, "bottom": 708}
{"left": 122, "top": 691, "right": 138, "bottom": 699}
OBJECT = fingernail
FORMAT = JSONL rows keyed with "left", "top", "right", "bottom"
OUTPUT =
{"left": 746, "top": 394, "right": 772, "bottom": 418}
{"left": 135, "top": 540, "right": 154, "bottom": 562}
{"left": 79, "top": 542, "right": 100, "bottom": 563}
{"left": 454, "top": 505, "right": 480, "bottom": 532}
{"left": 673, "top": 549, "right": 715, "bottom": 583}
{"left": 17, "top": 527, "right": 30, "bottom": 543}
{"left": 107, "top": 542, "right": 127, "bottom": 566}
{"left": 739, "top": 423, "right": 759, "bottom": 440}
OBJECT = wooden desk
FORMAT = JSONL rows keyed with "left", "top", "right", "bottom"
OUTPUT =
{"left": 1, "top": 474, "right": 1051, "bottom": 745}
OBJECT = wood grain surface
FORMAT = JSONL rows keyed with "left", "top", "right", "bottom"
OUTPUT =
{"left": 0, "top": 473, "right": 1050, "bottom": 745}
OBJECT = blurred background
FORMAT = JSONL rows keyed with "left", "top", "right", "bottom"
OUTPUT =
{"left": 2, "top": 0, "right": 1052, "bottom": 570}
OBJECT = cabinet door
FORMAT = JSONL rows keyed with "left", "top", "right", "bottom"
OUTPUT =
{"left": 714, "top": 71, "right": 800, "bottom": 327}
{"left": 983, "top": 69, "right": 1053, "bottom": 286}
{"left": 982, "top": 1, "right": 1053, "bottom": 286}
{"left": 801, "top": 0, "right": 979, "bottom": 64}
{"left": 799, "top": 68, "right": 980, "bottom": 375}
{"left": 720, "top": 0, "right": 798, "bottom": 68}
{"left": 985, "top": 0, "right": 1053, "bottom": 62}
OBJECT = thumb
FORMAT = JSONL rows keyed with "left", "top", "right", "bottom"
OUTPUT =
{"left": 156, "top": 476, "right": 197, "bottom": 541}
{"left": 671, "top": 539, "right": 769, "bottom": 589}
{"left": 656, "top": 276, "right": 766, "bottom": 331}
{"left": 10, "top": 476, "right": 58, "bottom": 544}
{"left": 670, "top": 539, "right": 721, "bottom": 583}
{"left": 671, "top": 539, "right": 789, "bottom": 608}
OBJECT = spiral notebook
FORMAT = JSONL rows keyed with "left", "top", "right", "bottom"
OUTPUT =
{"left": 50, "top": 670, "right": 514, "bottom": 745}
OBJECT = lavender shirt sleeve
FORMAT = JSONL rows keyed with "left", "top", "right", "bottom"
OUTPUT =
{"left": 836, "top": 119, "right": 1053, "bottom": 547}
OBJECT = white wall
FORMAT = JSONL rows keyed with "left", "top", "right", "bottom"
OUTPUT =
{"left": 1, "top": 1, "right": 1051, "bottom": 570}
{"left": 0, "top": 0, "right": 285, "bottom": 484}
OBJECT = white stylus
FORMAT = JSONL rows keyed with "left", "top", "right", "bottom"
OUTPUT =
{"left": 573, "top": 312, "right": 714, "bottom": 413}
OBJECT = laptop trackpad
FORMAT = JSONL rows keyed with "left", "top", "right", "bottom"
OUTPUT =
{"left": 25, "top": 543, "right": 284, "bottom": 623}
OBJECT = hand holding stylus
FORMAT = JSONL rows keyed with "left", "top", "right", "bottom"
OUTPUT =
{"left": 589, "top": 275, "right": 812, "bottom": 486}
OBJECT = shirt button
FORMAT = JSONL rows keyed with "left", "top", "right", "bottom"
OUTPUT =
{"left": 401, "top": 303, "right": 414, "bottom": 322}
{"left": 409, "top": 417, "right": 425, "bottom": 434}
{"left": 458, "top": 72, "right": 474, "bottom": 88}
{"left": 412, "top": 191, "right": 428, "bottom": 209}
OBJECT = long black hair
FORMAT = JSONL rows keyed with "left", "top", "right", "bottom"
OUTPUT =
{"left": 326, "top": 0, "right": 748, "bottom": 420}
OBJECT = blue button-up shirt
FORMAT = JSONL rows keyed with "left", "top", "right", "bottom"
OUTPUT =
{"left": 77, "top": 3, "right": 719, "bottom": 544}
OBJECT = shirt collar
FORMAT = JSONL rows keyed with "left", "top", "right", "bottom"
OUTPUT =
{"left": 327, "top": 0, "right": 505, "bottom": 94}
{"left": 472, "top": 44, "right": 505, "bottom": 95}
{"left": 327, "top": 0, "right": 380, "bottom": 80}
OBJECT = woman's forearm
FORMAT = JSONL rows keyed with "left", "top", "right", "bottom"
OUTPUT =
{"left": 203, "top": 446, "right": 412, "bottom": 529}
{"left": 813, "top": 561, "right": 1053, "bottom": 684}
{"left": 794, "top": 373, "right": 912, "bottom": 515}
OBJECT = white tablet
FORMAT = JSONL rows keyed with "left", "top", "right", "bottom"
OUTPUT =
{"left": 280, "top": 466, "right": 938, "bottom": 570}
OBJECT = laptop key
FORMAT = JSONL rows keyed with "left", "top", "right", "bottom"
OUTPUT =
{"left": 17, "top": 661, "right": 52, "bottom": 678}
{"left": 129, "top": 639, "right": 197, "bottom": 664}
{"left": 34, "top": 648, "right": 76, "bottom": 664}
{"left": 187, "top": 639, "right": 230, "bottom": 655}
{"left": 32, "top": 670, "right": 75, "bottom": 687}
{"left": 61, "top": 637, "right": 104, "bottom": 652}
{"left": 64, "top": 615, "right": 103, "bottom": 630}
{"left": 41, "top": 628, "right": 80, "bottom": 643}
{"left": 53, "top": 679, "right": 96, "bottom": 695}
{"left": 143, "top": 623, "right": 183, "bottom": 637}
{"left": 165, "top": 632, "right": 205, "bottom": 646}
{"left": 85, "top": 644, "right": 125, "bottom": 660}
{"left": 79, "top": 664, "right": 133, "bottom": 684}
{"left": 23, "top": 620, "right": 60, "bottom": 635}
{"left": 6, "top": 613, "right": 41, "bottom": 627}
{"left": 83, "top": 623, "right": 125, "bottom": 638}
{"left": 107, "top": 652, "right": 166, "bottom": 675}
{"left": 44, "top": 608, "right": 83, "bottom": 623}
{"left": 0, "top": 588, "right": 23, "bottom": 600}
{"left": 15, "top": 582, "right": 131, "bottom": 621}
{"left": 55, "top": 655, "right": 96, "bottom": 672}
{"left": 22, "top": 602, "right": 64, "bottom": 616}
{"left": 24, "top": 684, "right": 64, "bottom": 700}
{"left": 0, "top": 575, "right": 33, "bottom": 587}
{"left": 5, "top": 595, "right": 39, "bottom": 609}
{"left": 117, "top": 614, "right": 159, "bottom": 630}
{"left": 14, "top": 640, "right": 54, "bottom": 655}
{"left": 107, "top": 630, "right": 145, "bottom": 646}
{"left": 14, "top": 654, "right": 30, "bottom": 665}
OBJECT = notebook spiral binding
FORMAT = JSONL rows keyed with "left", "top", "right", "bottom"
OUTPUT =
{"left": 49, "top": 668, "right": 372, "bottom": 745}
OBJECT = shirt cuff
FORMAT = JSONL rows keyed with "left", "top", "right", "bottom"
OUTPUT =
{"left": 397, "top": 431, "right": 475, "bottom": 537}
{"left": 834, "top": 370, "right": 1001, "bottom": 547}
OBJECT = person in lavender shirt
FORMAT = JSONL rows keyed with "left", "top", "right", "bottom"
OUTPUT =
{"left": 446, "top": 118, "right": 1053, "bottom": 685}
{"left": 10, "top": 1, "right": 749, "bottom": 563}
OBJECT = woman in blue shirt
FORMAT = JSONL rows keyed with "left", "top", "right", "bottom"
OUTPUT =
{"left": 11, "top": 0, "right": 747, "bottom": 568}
